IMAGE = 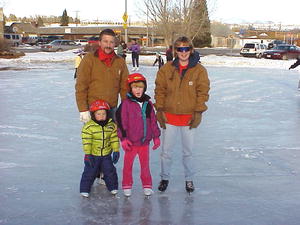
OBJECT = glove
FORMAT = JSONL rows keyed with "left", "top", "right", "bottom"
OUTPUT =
{"left": 156, "top": 110, "right": 167, "bottom": 129}
{"left": 112, "top": 151, "right": 120, "bottom": 164}
{"left": 121, "top": 139, "right": 132, "bottom": 151}
{"left": 152, "top": 137, "right": 160, "bottom": 150}
{"left": 189, "top": 112, "right": 202, "bottom": 129}
{"left": 84, "top": 154, "right": 94, "bottom": 167}
{"left": 80, "top": 111, "right": 91, "bottom": 123}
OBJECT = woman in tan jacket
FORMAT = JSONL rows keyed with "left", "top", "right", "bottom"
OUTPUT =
{"left": 154, "top": 36, "right": 210, "bottom": 193}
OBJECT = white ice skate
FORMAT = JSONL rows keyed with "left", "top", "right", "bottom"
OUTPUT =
{"left": 123, "top": 189, "right": 132, "bottom": 197}
{"left": 111, "top": 190, "right": 118, "bottom": 195}
{"left": 144, "top": 188, "right": 154, "bottom": 197}
{"left": 80, "top": 192, "right": 89, "bottom": 198}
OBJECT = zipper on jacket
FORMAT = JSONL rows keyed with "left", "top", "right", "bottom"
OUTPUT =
{"left": 101, "top": 126, "right": 105, "bottom": 156}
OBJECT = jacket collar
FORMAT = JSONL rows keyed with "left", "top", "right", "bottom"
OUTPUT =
{"left": 172, "top": 50, "right": 200, "bottom": 70}
{"left": 127, "top": 93, "right": 151, "bottom": 103}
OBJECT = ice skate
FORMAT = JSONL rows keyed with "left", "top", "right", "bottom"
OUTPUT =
{"left": 131, "top": 67, "right": 136, "bottom": 72}
{"left": 123, "top": 189, "right": 132, "bottom": 197}
{"left": 158, "top": 180, "right": 169, "bottom": 192}
{"left": 80, "top": 192, "right": 89, "bottom": 198}
{"left": 111, "top": 190, "right": 118, "bottom": 195}
{"left": 135, "top": 67, "right": 139, "bottom": 71}
{"left": 96, "top": 177, "right": 106, "bottom": 185}
{"left": 185, "top": 181, "right": 194, "bottom": 194}
{"left": 144, "top": 188, "right": 154, "bottom": 198}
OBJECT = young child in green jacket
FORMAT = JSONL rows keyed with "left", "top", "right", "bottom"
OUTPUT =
{"left": 80, "top": 99, "right": 120, "bottom": 198}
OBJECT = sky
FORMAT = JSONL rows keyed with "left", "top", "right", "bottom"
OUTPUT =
{"left": 1, "top": 0, "right": 299, "bottom": 25}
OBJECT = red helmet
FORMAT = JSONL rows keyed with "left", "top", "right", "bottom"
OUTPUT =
{"left": 89, "top": 99, "right": 110, "bottom": 112}
{"left": 127, "top": 73, "right": 147, "bottom": 91}
{"left": 127, "top": 73, "right": 146, "bottom": 84}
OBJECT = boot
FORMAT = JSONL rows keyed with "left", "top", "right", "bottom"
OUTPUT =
{"left": 185, "top": 181, "right": 194, "bottom": 193}
{"left": 158, "top": 180, "right": 169, "bottom": 192}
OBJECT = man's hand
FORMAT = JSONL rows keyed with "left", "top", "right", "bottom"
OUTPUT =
{"left": 80, "top": 111, "right": 91, "bottom": 123}
{"left": 189, "top": 112, "right": 202, "bottom": 129}
{"left": 156, "top": 110, "right": 167, "bottom": 129}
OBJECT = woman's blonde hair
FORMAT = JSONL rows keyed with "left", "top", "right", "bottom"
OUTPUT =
{"left": 174, "top": 36, "right": 194, "bottom": 49}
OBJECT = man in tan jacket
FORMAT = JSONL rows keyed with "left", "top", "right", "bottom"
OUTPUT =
{"left": 75, "top": 29, "right": 129, "bottom": 123}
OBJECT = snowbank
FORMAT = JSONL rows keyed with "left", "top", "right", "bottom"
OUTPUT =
{"left": 0, "top": 49, "right": 299, "bottom": 71}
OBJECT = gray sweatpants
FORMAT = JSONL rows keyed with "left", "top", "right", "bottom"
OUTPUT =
{"left": 160, "top": 124, "right": 196, "bottom": 181}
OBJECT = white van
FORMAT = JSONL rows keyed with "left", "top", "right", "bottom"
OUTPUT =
{"left": 240, "top": 43, "right": 267, "bottom": 58}
{"left": 4, "top": 33, "right": 22, "bottom": 46}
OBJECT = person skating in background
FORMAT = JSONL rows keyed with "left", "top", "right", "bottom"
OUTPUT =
{"left": 129, "top": 39, "right": 141, "bottom": 71}
{"left": 154, "top": 36, "right": 210, "bottom": 193}
{"left": 165, "top": 45, "right": 173, "bottom": 62}
{"left": 153, "top": 52, "right": 164, "bottom": 69}
{"left": 289, "top": 58, "right": 300, "bottom": 70}
{"left": 73, "top": 50, "right": 85, "bottom": 79}
{"left": 289, "top": 57, "right": 300, "bottom": 90}
{"left": 75, "top": 29, "right": 129, "bottom": 123}
{"left": 80, "top": 100, "right": 120, "bottom": 198}
{"left": 117, "top": 41, "right": 127, "bottom": 59}
{"left": 116, "top": 73, "right": 161, "bottom": 197}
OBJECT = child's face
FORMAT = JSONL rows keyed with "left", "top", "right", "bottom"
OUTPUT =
{"left": 94, "top": 109, "right": 107, "bottom": 121}
{"left": 131, "top": 82, "right": 145, "bottom": 98}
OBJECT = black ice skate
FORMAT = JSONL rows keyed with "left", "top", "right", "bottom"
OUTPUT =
{"left": 158, "top": 180, "right": 169, "bottom": 192}
{"left": 185, "top": 181, "right": 194, "bottom": 193}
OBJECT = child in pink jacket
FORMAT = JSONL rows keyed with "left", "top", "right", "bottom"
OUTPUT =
{"left": 116, "top": 73, "right": 161, "bottom": 197}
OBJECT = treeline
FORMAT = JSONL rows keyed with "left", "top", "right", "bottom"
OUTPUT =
{"left": 4, "top": 9, "right": 79, "bottom": 26}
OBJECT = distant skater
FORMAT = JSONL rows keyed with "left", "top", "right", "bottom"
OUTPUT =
{"left": 153, "top": 53, "right": 164, "bottom": 69}
{"left": 289, "top": 57, "right": 300, "bottom": 90}
{"left": 129, "top": 39, "right": 140, "bottom": 71}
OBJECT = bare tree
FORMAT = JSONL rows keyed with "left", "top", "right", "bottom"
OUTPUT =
{"left": 142, "top": 0, "right": 215, "bottom": 46}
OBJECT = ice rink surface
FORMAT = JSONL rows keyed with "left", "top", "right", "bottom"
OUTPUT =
{"left": 1, "top": 52, "right": 300, "bottom": 225}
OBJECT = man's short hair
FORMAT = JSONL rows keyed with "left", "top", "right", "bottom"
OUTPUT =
{"left": 99, "top": 29, "right": 116, "bottom": 41}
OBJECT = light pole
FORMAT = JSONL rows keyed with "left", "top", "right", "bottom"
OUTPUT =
{"left": 124, "top": 0, "right": 128, "bottom": 43}
{"left": 146, "top": 1, "right": 149, "bottom": 46}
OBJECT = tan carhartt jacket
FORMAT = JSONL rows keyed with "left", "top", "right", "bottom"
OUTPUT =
{"left": 75, "top": 50, "right": 129, "bottom": 112}
{"left": 154, "top": 52, "right": 210, "bottom": 114}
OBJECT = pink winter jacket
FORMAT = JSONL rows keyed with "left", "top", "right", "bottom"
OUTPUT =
{"left": 116, "top": 94, "right": 161, "bottom": 146}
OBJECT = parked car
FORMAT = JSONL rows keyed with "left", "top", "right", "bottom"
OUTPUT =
{"left": 4, "top": 33, "right": 22, "bottom": 46}
{"left": 87, "top": 36, "right": 100, "bottom": 44}
{"left": 262, "top": 44, "right": 300, "bottom": 60}
{"left": 37, "top": 36, "right": 64, "bottom": 45}
{"left": 240, "top": 43, "right": 267, "bottom": 58}
{"left": 74, "top": 39, "right": 88, "bottom": 46}
{"left": 40, "top": 40, "right": 80, "bottom": 52}
{"left": 267, "top": 40, "right": 285, "bottom": 49}
{"left": 22, "top": 36, "right": 38, "bottom": 45}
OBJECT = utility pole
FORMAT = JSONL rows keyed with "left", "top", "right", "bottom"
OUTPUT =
{"left": 146, "top": 1, "right": 149, "bottom": 46}
{"left": 123, "top": 0, "right": 128, "bottom": 43}
{"left": 74, "top": 10, "right": 80, "bottom": 27}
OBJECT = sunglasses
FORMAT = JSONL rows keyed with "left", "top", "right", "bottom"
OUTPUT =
{"left": 176, "top": 47, "right": 191, "bottom": 52}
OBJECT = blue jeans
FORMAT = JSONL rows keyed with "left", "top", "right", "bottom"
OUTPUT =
{"left": 160, "top": 124, "right": 196, "bottom": 181}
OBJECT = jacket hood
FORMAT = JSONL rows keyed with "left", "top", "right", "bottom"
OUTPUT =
{"left": 172, "top": 50, "right": 200, "bottom": 69}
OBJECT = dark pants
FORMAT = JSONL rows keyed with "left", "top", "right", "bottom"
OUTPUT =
{"left": 132, "top": 52, "right": 139, "bottom": 67}
{"left": 74, "top": 68, "right": 78, "bottom": 79}
{"left": 80, "top": 155, "right": 118, "bottom": 193}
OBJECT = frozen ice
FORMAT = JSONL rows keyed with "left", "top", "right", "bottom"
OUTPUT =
{"left": 1, "top": 51, "right": 300, "bottom": 225}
